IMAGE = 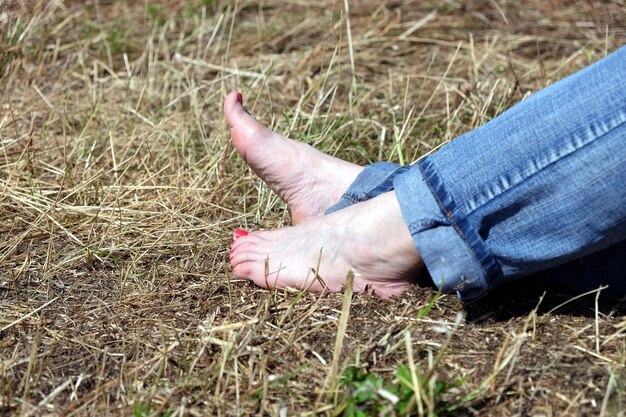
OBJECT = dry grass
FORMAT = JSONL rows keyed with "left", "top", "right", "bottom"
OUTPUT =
{"left": 1, "top": 0, "right": 625, "bottom": 416}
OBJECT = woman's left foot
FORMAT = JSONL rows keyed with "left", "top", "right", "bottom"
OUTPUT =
{"left": 224, "top": 92, "right": 363, "bottom": 224}
{"left": 229, "top": 192, "right": 424, "bottom": 298}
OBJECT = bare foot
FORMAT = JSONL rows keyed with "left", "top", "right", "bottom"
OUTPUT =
{"left": 229, "top": 192, "right": 424, "bottom": 298}
{"left": 224, "top": 92, "right": 363, "bottom": 224}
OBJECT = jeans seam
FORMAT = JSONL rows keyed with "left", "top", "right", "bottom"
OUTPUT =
{"left": 417, "top": 159, "right": 502, "bottom": 292}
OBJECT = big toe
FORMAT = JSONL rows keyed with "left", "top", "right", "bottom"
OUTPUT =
{"left": 223, "top": 92, "right": 272, "bottom": 156}
{"left": 224, "top": 92, "right": 245, "bottom": 127}
{"left": 223, "top": 92, "right": 265, "bottom": 132}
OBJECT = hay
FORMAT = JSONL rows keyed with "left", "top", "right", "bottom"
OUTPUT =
{"left": 1, "top": 0, "right": 625, "bottom": 415}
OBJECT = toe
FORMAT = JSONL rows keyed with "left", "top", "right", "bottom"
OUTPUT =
{"left": 224, "top": 92, "right": 248, "bottom": 128}
{"left": 231, "top": 233, "right": 265, "bottom": 252}
{"left": 233, "top": 228, "right": 249, "bottom": 241}
{"left": 223, "top": 92, "right": 266, "bottom": 136}
{"left": 233, "top": 262, "right": 268, "bottom": 288}
{"left": 230, "top": 244, "right": 264, "bottom": 267}
{"left": 231, "top": 235, "right": 250, "bottom": 252}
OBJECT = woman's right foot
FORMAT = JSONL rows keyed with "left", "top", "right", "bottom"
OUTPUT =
{"left": 229, "top": 192, "right": 424, "bottom": 298}
{"left": 224, "top": 92, "right": 363, "bottom": 224}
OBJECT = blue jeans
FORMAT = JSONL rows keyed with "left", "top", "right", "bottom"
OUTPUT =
{"left": 327, "top": 45, "right": 626, "bottom": 301}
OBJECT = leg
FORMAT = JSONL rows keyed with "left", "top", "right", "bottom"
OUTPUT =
{"left": 229, "top": 46, "right": 626, "bottom": 299}
{"left": 393, "top": 45, "right": 626, "bottom": 299}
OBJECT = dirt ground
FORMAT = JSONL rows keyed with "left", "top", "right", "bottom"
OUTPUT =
{"left": 1, "top": 1, "right": 625, "bottom": 416}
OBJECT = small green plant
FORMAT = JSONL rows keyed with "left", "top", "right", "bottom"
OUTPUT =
{"left": 180, "top": 0, "right": 219, "bottom": 20}
{"left": 106, "top": 28, "right": 130, "bottom": 54}
{"left": 337, "top": 365, "right": 461, "bottom": 417}
{"left": 133, "top": 403, "right": 172, "bottom": 417}
{"left": 415, "top": 288, "right": 442, "bottom": 320}
{"left": 146, "top": 4, "right": 163, "bottom": 18}
{"left": 81, "top": 20, "right": 132, "bottom": 55}
{"left": 146, "top": 4, "right": 166, "bottom": 26}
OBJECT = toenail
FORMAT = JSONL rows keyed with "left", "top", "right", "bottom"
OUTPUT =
{"left": 234, "top": 229, "right": 249, "bottom": 240}
{"left": 237, "top": 92, "right": 243, "bottom": 104}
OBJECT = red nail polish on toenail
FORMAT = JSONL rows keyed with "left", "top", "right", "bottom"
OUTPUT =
{"left": 237, "top": 92, "right": 243, "bottom": 104}
{"left": 233, "top": 229, "right": 248, "bottom": 240}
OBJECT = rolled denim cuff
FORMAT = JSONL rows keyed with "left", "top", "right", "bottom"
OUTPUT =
{"left": 325, "top": 162, "right": 409, "bottom": 214}
{"left": 393, "top": 161, "right": 492, "bottom": 301}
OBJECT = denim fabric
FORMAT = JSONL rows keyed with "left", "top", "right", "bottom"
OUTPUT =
{"left": 331, "top": 45, "right": 626, "bottom": 300}
{"left": 325, "top": 162, "right": 409, "bottom": 214}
